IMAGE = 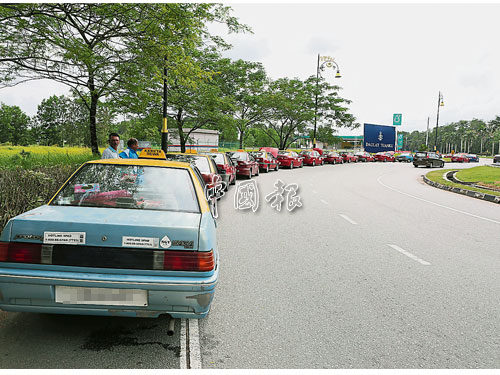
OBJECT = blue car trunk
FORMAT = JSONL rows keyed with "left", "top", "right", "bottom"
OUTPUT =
{"left": 6, "top": 205, "right": 201, "bottom": 251}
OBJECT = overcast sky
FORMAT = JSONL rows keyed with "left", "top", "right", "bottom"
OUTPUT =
{"left": 1, "top": 2, "right": 500, "bottom": 137}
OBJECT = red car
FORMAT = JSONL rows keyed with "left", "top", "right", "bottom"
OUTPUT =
{"left": 299, "top": 150, "right": 324, "bottom": 166}
{"left": 208, "top": 151, "right": 237, "bottom": 188}
{"left": 252, "top": 150, "right": 280, "bottom": 172}
{"left": 355, "top": 151, "right": 375, "bottom": 162}
{"left": 165, "top": 153, "right": 223, "bottom": 191}
{"left": 451, "top": 153, "right": 470, "bottom": 163}
{"left": 324, "top": 152, "right": 344, "bottom": 164}
{"left": 229, "top": 151, "right": 260, "bottom": 179}
{"left": 374, "top": 152, "right": 395, "bottom": 162}
{"left": 341, "top": 152, "right": 358, "bottom": 163}
{"left": 277, "top": 150, "right": 303, "bottom": 169}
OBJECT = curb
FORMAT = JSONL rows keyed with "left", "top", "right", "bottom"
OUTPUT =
{"left": 423, "top": 175, "right": 500, "bottom": 204}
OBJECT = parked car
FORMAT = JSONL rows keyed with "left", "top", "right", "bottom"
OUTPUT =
{"left": 494, "top": 155, "right": 500, "bottom": 164}
{"left": 466, "top": 154, "right": 479, "bottom": 162}
{"left": 277, "top": 150, "right": 303, "bottom": 169}
{"left": 229, "top": 151, "right": 260, "bottom": 179}
{"left": 451, "top": 153, "right": 470, "bottom": 163}
{"left": 165, "top": 153, "right": 223, "bottom": 193}
{"left": 340, "top": 152, "right": 358, "bottom": 163}
{"left": 207, "top": 151, "right": 237, "bottom": 188}
{"left": 396, "top": 152, "right": 414, "bottom": 162}
{"left": 413, "top": 151, "right": 444, "bottom": 168}
{"left": 374, "top": 152, "right": 395, "bottom": 162}
{"left": 324, "top": 152, "right": 344, "bottom": 164}
{"left": 252, "top": 150, "right": 280, "bottom": 172}
{"left": 259, "top": 147, "right": 279, "bottom": 159}
{"left": 0, "top": 151, "right": 219, "bottom": 319}
{"left": 354, "top": 151, "right": 375, "bottom": 162}
{"left": 299, "top": 150, "right": 324, "bottom": 166}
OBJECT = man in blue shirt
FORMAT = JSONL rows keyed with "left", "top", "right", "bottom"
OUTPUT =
{"left": 120, "top": 138, "right": 139, "bottom": 159}
{"left": 101, "top": 133, "right": 120, "bottom": 159}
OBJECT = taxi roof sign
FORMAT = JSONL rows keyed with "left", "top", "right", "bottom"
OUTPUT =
{"left": 139, "top": 149, "right": 166, "bottom": 159}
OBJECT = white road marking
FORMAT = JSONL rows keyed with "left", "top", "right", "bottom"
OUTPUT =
{"left": 339, "top": 214, "right": 357, "bottom": 225}
{"left": 388, "top": 244, "right": 431, "bottom": 266}
{"left": 320, "top": 199, "right": 329, "bottom": 205}
{"left": 180, "top": 319, "right": 187, "bottom": 369}
{"left": 377, "top": 175, "right": 500, "bottom": 225}
{"left": 188, "top": 319, "right": 202, "bottom": 369}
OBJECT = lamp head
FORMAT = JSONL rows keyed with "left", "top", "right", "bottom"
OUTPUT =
{"left": 335, "top": 71, "right": 342, "bottom": 78}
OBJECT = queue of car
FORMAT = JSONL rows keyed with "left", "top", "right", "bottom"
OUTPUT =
{"left": 0, "top": 145, "right": 486, "bottom": 323}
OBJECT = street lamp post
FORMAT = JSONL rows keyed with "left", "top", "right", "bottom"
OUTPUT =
{"left": 313, "top": 54, "right": 341, "bottom": 148}
{"left": 161, "top": 59, "right": 169, "bottom": 153}
{"left": 433, "top": 91, "right": 444, "bottom": 151}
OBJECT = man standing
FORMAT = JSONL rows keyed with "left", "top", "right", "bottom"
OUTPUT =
{"left": 120, "top": 138, "right": 139, "bottom": 159}
{"left": 102, "top": 133, "right": 120, "bottom": 159}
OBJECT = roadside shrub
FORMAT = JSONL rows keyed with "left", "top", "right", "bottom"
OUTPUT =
{"left": 0, "top": 165, "right": 79, "bottom": 231}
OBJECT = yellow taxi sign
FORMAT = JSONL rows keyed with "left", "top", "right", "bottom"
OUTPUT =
{"left": 184, "top": 149, "right": 198, "bottom": 154}
{"left": 210, "top": 148, "right": 218, "bottom": 152}
{"left": 139, "top": 149, "right": 166, "bottom": 159}
{"left": 237, "top": 149, "right": 244, "bottom": 152}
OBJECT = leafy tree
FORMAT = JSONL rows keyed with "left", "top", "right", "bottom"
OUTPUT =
{"left": 260, "top": 76, "right": 357, "bottom": 150}
{"left": 0, "top": 103, "right": 30, "bottom": 145}
{"left": 0, "top": 4, "right": 248, "bottom": 154}
{"left": 217, "top": 59, "right": 268, "bottom": 148}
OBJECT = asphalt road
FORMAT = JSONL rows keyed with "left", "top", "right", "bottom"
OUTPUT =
{"left": 200, "top": 159, "right": 500, "bottom": 369}
{"left": 1, "top": 159, "right": 498, "bottom": 369}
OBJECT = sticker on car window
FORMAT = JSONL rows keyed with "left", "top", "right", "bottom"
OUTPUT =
{"left": 122, "top": 236, "right": 159, "bottom": 248}
{"left": 74, "top": 183, "right": 100, "bottom": 193}
{"left": 44, "top": 232, "right": 86, "bottom": 245}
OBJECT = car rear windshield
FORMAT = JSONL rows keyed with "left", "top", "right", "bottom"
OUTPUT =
{"left": 165, "top": 154, "right": 210, "bottom": 173}
{"left": 50, "top": 164, "right": 200, "bottom": 213}
{"left": 253, "top": 152, "right": 266, "bottom": 158}
{"left": 415, "top": 152, "right": 427, "bottom": 158}
{"left": 209, "top": 153, "right": 225, "bottom": 164}
{"left": 230, "top": 152, "right": 248, "bottom": 161}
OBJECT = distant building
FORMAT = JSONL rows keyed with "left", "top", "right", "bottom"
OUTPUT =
{"left": 167, "top": 128, "right": 220, "bottom": 152}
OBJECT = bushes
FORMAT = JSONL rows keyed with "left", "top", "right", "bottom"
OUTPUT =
{"left": 0, "top": 165, "right": 79, "bottom": 231}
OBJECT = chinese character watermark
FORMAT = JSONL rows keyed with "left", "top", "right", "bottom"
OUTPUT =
{"left": 234, "top": 179, "right": 302, "bottom": 213}
{"left": 234, "top": 180, "right": 259, "bottom": 212}
{"left": 204, "top": 175, "right": 227, "bottom": 219}
{"left": 265, "top": 179, "right": 302, "bottom": 212}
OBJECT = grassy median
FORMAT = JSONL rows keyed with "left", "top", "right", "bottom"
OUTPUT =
{"left": 426, "top": 166, "right": 500, "bottom": 197}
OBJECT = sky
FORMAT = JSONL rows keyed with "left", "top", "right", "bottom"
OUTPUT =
{"left": 1, "top": 2, "right": 500, "bottom": 137}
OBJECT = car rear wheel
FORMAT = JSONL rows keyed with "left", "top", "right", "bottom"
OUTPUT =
{"left": 248, "top": 170, "right": 252, "bottom": 179}
{"left": 275, "top": 164, "right": 279, "bottom": 171}
{"left": 312, "top": 161, "right": 316, "bottom": 166}
{"left": 290, "top": 162, "right": 293, "bottom": 169}
{"left": 255, "top": 167, "right": 260, "bottom": 176}
{"left": 265, "top": 165, "right": 269, "bottom": 173}
{"left": 231, "top": 175, "right": 236, "bottom": 185}
{"left": 440, "top": 161, "right": 444, "bottom": 168}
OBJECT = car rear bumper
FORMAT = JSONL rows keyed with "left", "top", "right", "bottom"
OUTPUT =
{"left": 0, "top": 264, "right": 219, "bottom": 319}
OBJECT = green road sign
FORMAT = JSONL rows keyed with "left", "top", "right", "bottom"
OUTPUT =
{"left": 397, "top": 133, "right": 404, "bottom": 150}
{"left": 393, "top": 113, "right": 402, "bottom": 126}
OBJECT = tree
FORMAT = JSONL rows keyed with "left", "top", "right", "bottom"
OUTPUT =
{"left": 0, "top": 103, "right": 30, "bottom": 145}
{"left": 0, "top": 4, "right": 248, "bottom": 154}
{"left": 218, "top": 59, "right": 268, "bottom": 148}
{"left": 260, "top": 76, "right": 357, "bottom": 150}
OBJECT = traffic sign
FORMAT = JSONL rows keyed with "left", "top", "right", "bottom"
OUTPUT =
{"left": 393, "top": 113, "right": 402, "bottom": 126}
{"left": 397, "top": 134, "right": 404, "bottom": 150}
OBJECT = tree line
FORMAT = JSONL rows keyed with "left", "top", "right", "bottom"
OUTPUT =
{"left": 0, "top": 3, "right": 359, "bottom": 153}
{"left": 400, "top": 117, "right": 500, "bottom": 155}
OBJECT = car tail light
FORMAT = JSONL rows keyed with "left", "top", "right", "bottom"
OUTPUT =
{"left": 163, "top": 250, "right": 214, "bottom": 271}
{"left": 0, "top": 242, "right": 42, "bottom": 264}
{"left": 237, "top": 161, "right": 248, "bottom": 166}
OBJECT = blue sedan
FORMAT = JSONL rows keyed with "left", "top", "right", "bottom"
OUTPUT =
{"left": 0, "top": 151, "right": 219, "bottom": 319}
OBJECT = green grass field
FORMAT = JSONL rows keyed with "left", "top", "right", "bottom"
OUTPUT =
{"left": 0, "top": 145, "right": 99, "bottom": 169}
{"left": 426, "top": 166, "right": 500, "bottom": 196}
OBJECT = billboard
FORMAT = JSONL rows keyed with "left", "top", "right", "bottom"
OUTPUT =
{"left": 363, "top": 123, "right": 396, "bottom": 153}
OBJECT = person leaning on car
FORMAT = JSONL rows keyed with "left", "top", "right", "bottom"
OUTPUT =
{"left": 120, "top": 138, "right": 139, "bottom": 159}
{"left": 102, "top": 132, "right": 120, "bottom": 159}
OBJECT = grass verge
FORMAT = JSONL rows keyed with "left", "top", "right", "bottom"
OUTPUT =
{"left": 426, "top": 167, "right": 500, "bottom": 197}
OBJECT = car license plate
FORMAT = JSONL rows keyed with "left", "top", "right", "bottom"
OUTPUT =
{"left": 55, "top": 286, "right": 148, "bottom": 306}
